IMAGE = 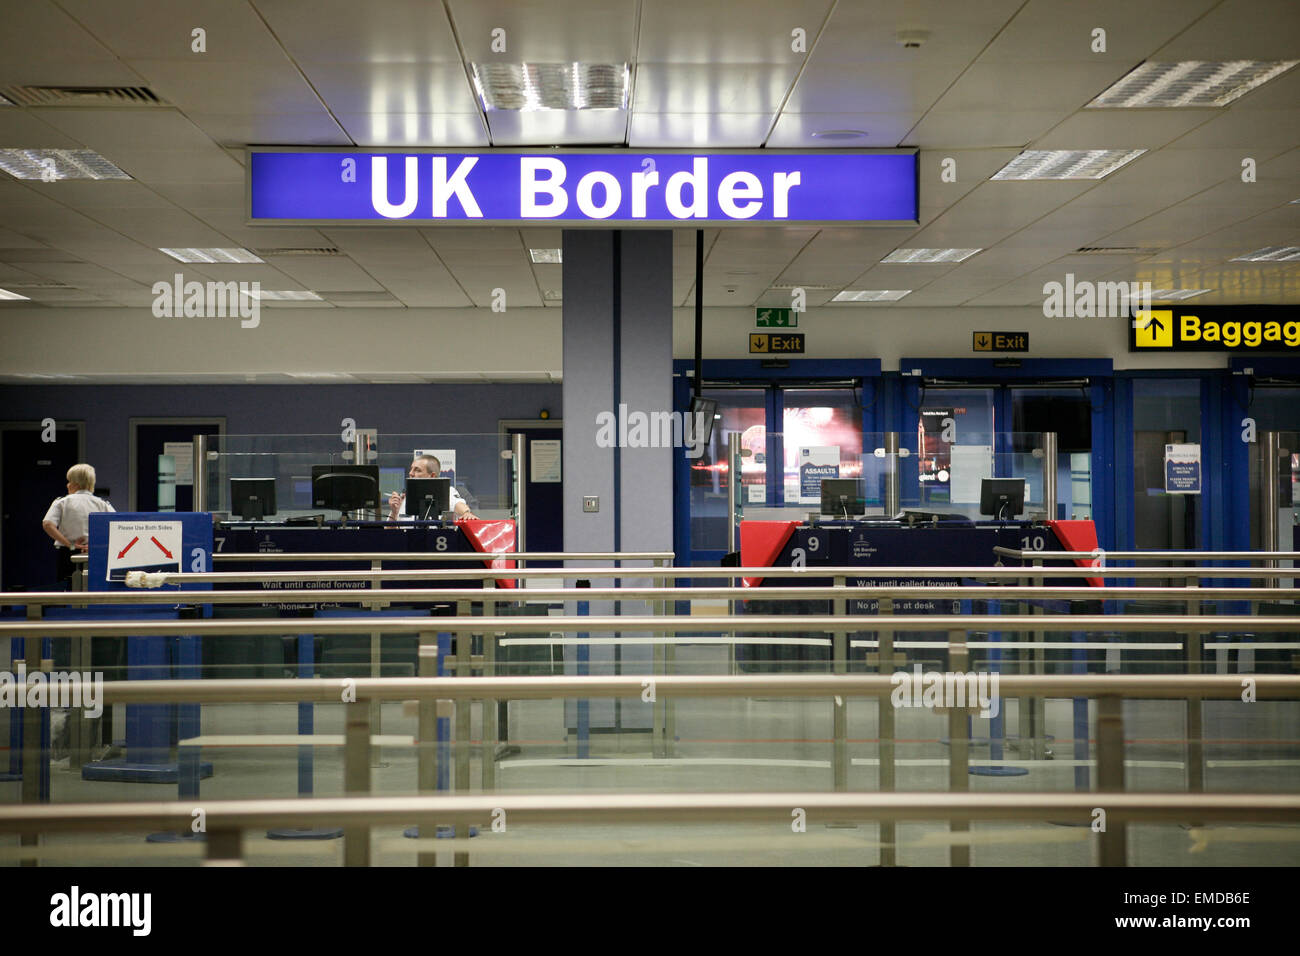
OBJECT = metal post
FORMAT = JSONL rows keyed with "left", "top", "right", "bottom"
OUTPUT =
{"left": 727, "top": 432, "right": 742, "bottom": 554}
{"left": 417, "top": 631, "right": 438, "bottom": 867}
{"left": 20, "top": 607, "right": 45, "bottom": 866}
{"left": 369, "top": 560, "right": 382, "bottom": 753}
{"left": 455, "top": 599, "right": 471, "bottom": 867}
{"left": 1185, "top": 576, "right": 1204, "bottom": 796}
{"left": 1041, "top": 432, "right": 1058, "bottom": 521}
{"left": 192, "top": 433, "right": 209, "bottom": 513}
{"left": 877, "top": 597, "right": 897, "bottom": 866}
{"left": 1096, "top": 696, "right": 1127, "bottom": 867}
{"left": 947, "top": 629, "right": 971, "bottom": 867}
{"left": 883, "top": 432, "right": 900, "bottom": 517}
{"left": 482, "top": 608, "right": 497, "bottom": 792}
{"left": 512, "top": 432, "right": 527, "bottom": 554}
{"left": 660, "top": 561, "right": 676, "bottom": 752}
{"left": 343, "top": 700, "right": 372, "bottom": 867}
{"left": 832, "top": 577, "right": 847, "bottom": 793}
{"left": 204, "top": 828, "right": 243, "bottom": 865}
{"left": 69, "top": 568, "right": 89, "bottom": 772}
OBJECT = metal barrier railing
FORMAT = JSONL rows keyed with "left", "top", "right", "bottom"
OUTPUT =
{"left": 96, "top": 564, "right": 1300, "bottom": 584}
{"left": 994, "top": 547, "right": 1300, "bottom": 563}
{"left": 4, "top": 672, "right": 1299, "bottom": 868}
{"left": 14, "top": 575, "right": 1295, "bottom": 813}
{"left": 2, "top": 791, "right": 1297, "bottom": 867}
{"left": 7, "top": 603, "right": 1298, "bottom": 804}
{"left": 6, "top": 584, "right": 1299, "bottom": 607}
{"left": 71, "top": 551, "right": 675, "bottom": 564}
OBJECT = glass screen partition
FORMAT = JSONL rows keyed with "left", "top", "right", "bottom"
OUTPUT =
{"left": 204, "top": 432, "right": 514, "bottom": 520}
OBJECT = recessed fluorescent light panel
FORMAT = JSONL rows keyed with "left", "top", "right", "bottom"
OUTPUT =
{"left": 832, "top": 290, "right": 911, "bottom": 302}
{"left": 241, "top": 289, "right": 323, "bottom": 301}
{"left": 529, "top": 248, "right": 562, "bottom": 263}
{"left": 470, "top": 62, "right": 629, "bottom": 111}
{"left": 991, "top": 149, "right": 1145, "bottom": 180}
{"left": 1148, "top": 289, "right": 1213, "bottom": 300}
{"left": 881, "top": 248, "right": 981, "bottom": 264}
{"left": 1230, "top": 246, "right": 1300, "bottom": 262}
{"left": 159, "top": 248, "right": 264, "bottom": 264}
{"left": 0, "top": 288, "right": 31, "bottom": 300}
{"left": 0, "top": 149, "right": 130, "bottom": 180}
{"left": 1088, "top": 60, "right": 1298, "bottom": 108}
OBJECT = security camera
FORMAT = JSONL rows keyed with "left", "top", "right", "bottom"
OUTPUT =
{"left": 896, "top": 29, "right": 929, "bottom": 49}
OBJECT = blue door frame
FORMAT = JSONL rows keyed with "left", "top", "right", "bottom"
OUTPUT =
{"left": 890, "top": 359, "right": 1116, "bottom": 546}
{"left": 672, "top": 360, "right": 881, "bottom": 565}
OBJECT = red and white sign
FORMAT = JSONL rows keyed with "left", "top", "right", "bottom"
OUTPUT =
{"left": 105, "top": 521, "right": 182, "bottom": 581}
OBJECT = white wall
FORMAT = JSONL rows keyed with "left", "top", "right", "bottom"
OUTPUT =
{"left": 0, "top": 303, "right": 1225, "bottom": 380}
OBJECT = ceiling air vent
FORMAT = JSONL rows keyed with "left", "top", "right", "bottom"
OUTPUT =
{"left": 252, "top": 247, "right": 343, "bottom": 257}
{"left": 0, "top": 86, "right": 165, "bottom": 107}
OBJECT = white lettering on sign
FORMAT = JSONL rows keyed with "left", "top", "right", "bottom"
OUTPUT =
{"left": 522, "top": 158, "right": 567, "bottom": 217}
{"left": 365, "top": 156, "right": 808, "bottom": 221}
{"left": 430, "top": 157, "right": 482, "bottom": 218}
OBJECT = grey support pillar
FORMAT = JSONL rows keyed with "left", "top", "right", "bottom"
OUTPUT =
{"left": 562, "top": 230, "right": 674, "bottom": 738}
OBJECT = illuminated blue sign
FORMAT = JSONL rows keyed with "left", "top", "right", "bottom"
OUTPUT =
{"left": 248, "top": 151, "right": 917, "bottom": 225}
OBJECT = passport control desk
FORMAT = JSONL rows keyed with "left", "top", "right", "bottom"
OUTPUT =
{"left": 211, "top": 517, "right": 517, "bottom": 677}
{"left": 736, "top": 514, "right": 1103, "bottom": 668}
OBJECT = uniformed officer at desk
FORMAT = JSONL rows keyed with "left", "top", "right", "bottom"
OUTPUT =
{"left": 386, "top": 454, "right": 477, "bottom": 521}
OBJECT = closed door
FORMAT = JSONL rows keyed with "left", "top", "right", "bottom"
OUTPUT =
{"left": 1, "top": 423, "right": 83, "bottom": 590}
{"left": 506, "top": 425, "right": 563, "bottom": 558}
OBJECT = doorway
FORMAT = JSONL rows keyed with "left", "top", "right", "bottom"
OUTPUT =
{"left": 129, "top": 418, "right": 224, "bottom": 512}
{"left": 0, "top": 421, "right": 84, "bottom": 590}
{"left": 501, "top": 420, "right": 563, "bottom": 558}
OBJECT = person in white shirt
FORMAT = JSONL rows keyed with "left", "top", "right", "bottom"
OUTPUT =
{"left": 42, "top": 462, "right": 114, "bottom": 584}
{"left": 387, "top": 454, "right": 476, "bottom": 521}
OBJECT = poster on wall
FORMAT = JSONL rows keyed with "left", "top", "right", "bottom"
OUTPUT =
{"left": 798, "top": 446, "right": 840, "bottom": 503}
{"left": 918, "top": 407, "right": 954, "bottom": 492}
{"left": 530, "top": 440, "right": 561, "bottom": 483}
{"left": 1164, "top": 443, "right": 1201, "bottom": 494}
{"left": 162, "top": 442, "right": 194, "bottom": 484}
{"left": 416, "top": 448, "right": 456, "bottom": 487}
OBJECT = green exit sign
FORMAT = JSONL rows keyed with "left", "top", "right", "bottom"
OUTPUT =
{"left": 756, "top": 308, "right": 797, "bottom": 328}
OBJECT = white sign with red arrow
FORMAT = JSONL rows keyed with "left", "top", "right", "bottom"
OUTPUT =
{"left": 105, "top": 521, "right": 182, "bottom": 582}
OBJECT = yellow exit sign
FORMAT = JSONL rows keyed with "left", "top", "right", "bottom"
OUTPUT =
{"left": 749, "top": 332, "right": 805, "bottom": 354}
{"left": 973, "top": 331, "right": 1029, "bottom": 352}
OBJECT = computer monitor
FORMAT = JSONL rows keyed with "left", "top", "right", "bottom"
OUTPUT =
{"left": 405, "top": 477, "right": 450, "bottom": 519}
{"left": 230, "top": 477, "right": 277, "bottom": 521}
{"left": 820, "top": 478, "right": 865, "bottom": 518}
{"left": 980, "top": 478, "right": 1025, "bottom": 520}
{"left": 311, "top": 464, "right": 380, "bottom": 516}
